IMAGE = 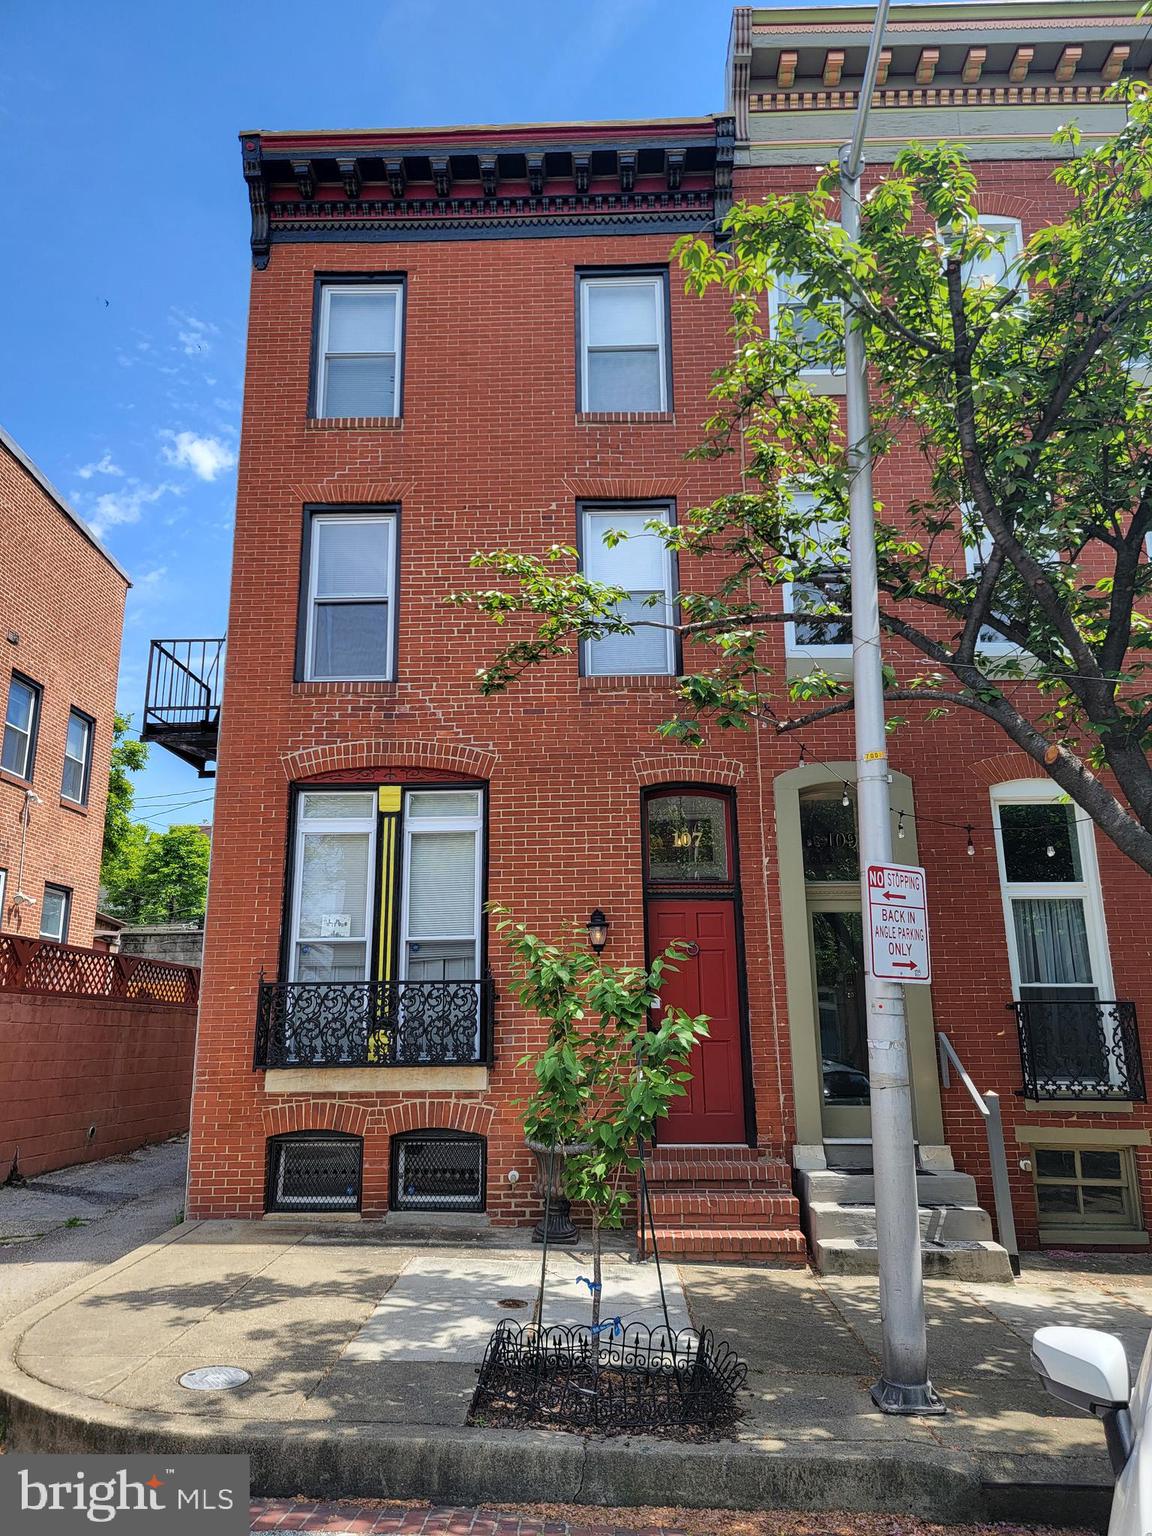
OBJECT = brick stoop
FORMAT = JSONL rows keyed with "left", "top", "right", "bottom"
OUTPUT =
{"left": 638, "top": 1147, "right": 808, "bottom": 1265}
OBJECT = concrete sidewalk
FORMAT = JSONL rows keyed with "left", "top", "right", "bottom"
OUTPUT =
{"left": 0, "top": 1220, "right": 1140, "bottom": 1525}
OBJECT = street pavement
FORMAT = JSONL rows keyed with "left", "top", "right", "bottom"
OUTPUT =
{"left": 0, "top": 1136, "right": 187, "bottom": 1314}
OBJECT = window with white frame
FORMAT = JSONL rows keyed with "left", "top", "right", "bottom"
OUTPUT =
{"left": 579, "top": 273, "right": 668, "bottom": 412}
{"left": 1031, "top": 1145, "right": 1141, "bottom": 1232}
{"left": 992, "top": 782, "right": 1116, "bottom": 1087}
{"left": 290, "top": 792, "right": 377, "bottom": 983}
{"left": 770, "top": 271, "right": 844, "bottom": 375}
{"left": 581, "top": 505, "right": 677, "bottom": 676}
{"left": 61, "top": 709, "right": 94, "bottom": 805}
{"left": 962, "top": 509, "right": 1017, "bottom": 656}
{"left": 2, "top": 674, "right": 40, "bottom": 780}
{"left": 960, "top": 216, "right": 1024, "bottom": 290}
{"left": 303, "top": 512, "right": 397, "bottom": 681}
{"left": 40, "top": 884, "right": 71, "bottom": 943}
{"left": 783, "top": 492, "right": 852, "bottom": 658}
{"left": 314, "top": 282, "right": 403, "bottom": 419}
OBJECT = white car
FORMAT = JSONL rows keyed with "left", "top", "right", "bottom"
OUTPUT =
{"left": 1033, "top": 1325, "right": 1150, "bottom": 1535}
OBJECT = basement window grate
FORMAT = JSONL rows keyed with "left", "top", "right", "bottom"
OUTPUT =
{"left": 391, "top": 1130, "right": 485, "bottom": 1212}
{"left": 266, "top": 1133, "right": 362, "bottom": 1212}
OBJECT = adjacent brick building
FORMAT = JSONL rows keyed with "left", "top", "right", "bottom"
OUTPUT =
{"left": 0, "top": 426, "right": 129, "bottom": 948}
{"left": 164, "top": 0, "right": 1152, "bottom": 1260}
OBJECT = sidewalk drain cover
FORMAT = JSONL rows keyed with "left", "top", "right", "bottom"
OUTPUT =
{"left": 179, "top": 1366, "right": 250, "bottom": 1391}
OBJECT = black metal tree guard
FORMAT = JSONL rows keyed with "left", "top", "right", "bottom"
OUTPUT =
{"left": 471, "top": 1139, "right": 747, "bottom": 1433}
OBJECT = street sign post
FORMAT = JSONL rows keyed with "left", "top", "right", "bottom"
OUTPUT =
{"left": 866, "top": 863, "right": 931, "bottom": 984}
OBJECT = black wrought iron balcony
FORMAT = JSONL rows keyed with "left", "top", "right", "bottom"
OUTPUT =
{"left": 142, "top": 638, "right": 225, "bottom": 778}
{"left": 254, "top": 975, "right": 496, "bottom": 1069}
{"left": 1012, "top": 998, "right": 1146, "bottom": 1102}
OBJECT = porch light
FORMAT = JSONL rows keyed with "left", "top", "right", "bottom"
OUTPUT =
{"left": 586, "top": 908, "right": 610, "bottom": 954}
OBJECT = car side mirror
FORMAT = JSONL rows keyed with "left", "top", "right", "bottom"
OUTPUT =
{"left": 1032, "top": 1326, "right": 1133, "bottom": 1476}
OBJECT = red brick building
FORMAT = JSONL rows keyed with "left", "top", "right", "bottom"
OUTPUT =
{"left": 0, "top": 426, "right": 129, "bottom": 948}
{"left": 166, "top": 0, "right": 1152, "bottom": 1263}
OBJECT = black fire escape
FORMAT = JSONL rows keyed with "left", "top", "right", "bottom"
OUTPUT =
{"left": 142, "top": 639, "right": 225, "bottom": 778}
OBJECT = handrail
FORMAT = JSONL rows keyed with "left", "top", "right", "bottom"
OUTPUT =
{"left": 937, "top": 1032, "right": 1020, "bottom": 1276}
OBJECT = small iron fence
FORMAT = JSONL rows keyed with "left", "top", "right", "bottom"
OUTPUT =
{"left": 1012, "top": 998, "right": 1145, "bottom": 1102}
{"left": 254, "top": 975, "right": 495, "bottom": 1068}
{"left": 0, "top": 936, "right": 199, "bottom": 1008}
{"left": 470, "top": 1320, "right": 746, "bottom": 1434}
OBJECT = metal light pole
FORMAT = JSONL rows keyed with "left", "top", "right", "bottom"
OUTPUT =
{"left": 839, "top": 0, "right": 944, "bottom": 1415}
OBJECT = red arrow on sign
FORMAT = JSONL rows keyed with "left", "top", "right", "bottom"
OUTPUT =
{"left": 891, "top": 960, "right": 921, "bottom": 970}
{"left": 884, "top": 890, "right": 922, "bottom": 901}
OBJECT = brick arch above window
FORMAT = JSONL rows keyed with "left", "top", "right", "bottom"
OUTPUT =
{"left": 633, "top": 752, "right": 744, "bottom": 787}
{"left": 969, "top": 752, "right": 1048, "bottom": 788}
{"left": 281, "top": 739, "right": 497, "bottom": 782}
{"left": 288, "top": 479, "right": 413, "bottom": 505}
{"left": 379, "top": 1098, "right": 494, "bottom": 1139}
{"left": 260, "top": 1100, "right": 370, "bottom": 1139}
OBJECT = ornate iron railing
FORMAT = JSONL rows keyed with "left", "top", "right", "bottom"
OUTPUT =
{"left": 254, "top": 975, "right": 495, "bottom": 1069}
{"left": 0, "top": 935, "right": 199, "bottom": 1008}
{"left": 1012, "top": 998, "right": 1145, "bottom": 1102}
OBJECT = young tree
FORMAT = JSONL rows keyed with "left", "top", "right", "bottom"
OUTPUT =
{"left": 455, "top": 97, "right": 1152, "bottom": 874}
{"left": 100, "top": 712, "right": 148, "bottom": 884}
{"left": 102, "top": 824, "right": 211, "bottom": 924}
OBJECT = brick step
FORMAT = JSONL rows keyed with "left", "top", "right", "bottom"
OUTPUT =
{"left": 645, "top": 1189, "right": 801, "bottom": 1227}
{"left": 639, "top": 1224, "right": 809, "bottom": 1264}
{"left": 644, "top": 1158, "right": 792, "bottom": 1188}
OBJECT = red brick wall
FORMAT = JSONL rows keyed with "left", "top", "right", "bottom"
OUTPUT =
{"left": 0, "top": 441, "right": 128, "bottom": 948}
{"left": 187, "top": 153, "right": 1152, "bottom": 1248}
{"left": 0, "top": 992, "right": 197, "bottom": 1178}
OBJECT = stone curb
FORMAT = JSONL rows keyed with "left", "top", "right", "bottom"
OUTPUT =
{"left": 0, "top": 1227, "right": 1110, "bottom": 1523}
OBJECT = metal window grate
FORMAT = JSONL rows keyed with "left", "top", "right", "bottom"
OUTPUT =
{"left": 391, "top": 1131, "right": 485, "bottom": 1212}
{"left": 266, "top": 1134, "right": 362, "bottom": 1212}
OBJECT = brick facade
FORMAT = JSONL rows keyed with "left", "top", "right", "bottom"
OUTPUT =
{"left": 184, "top": 7, "right": 1152, "bottom": 1253}
{"left": 0, "top": 432, "right": 128, "bottom": 948}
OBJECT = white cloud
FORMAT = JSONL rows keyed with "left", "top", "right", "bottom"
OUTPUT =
{"left": 170, "top": 309, "right": 220, "bottom": 357}
{"left": 76, "top": 452, "right": 124, "bottom": 480}
{"left": 160, "top": 430, "right": 236, "bottom": 482}
{"left": 83, "top": 480, "right": 174, "bottom": 539}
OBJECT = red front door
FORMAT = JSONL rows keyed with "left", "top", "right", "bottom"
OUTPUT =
{"left": 648, "top": 898, "right": 747, "bottom": 1145}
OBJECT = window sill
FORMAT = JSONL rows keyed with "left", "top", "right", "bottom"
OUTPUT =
{"left": 799, "top": 373, "right": 846, "bottom": 397}
{"left": 292, "top": 680, "right": 398, "bottom": 698}
{"left": 263, "top": 1066, "right": 489, "bottom": 1093}
{"left": 306, "top": 416, "right": 403, "bottom": 431}
{"left": 0, "top": 769, "right": 33, "bottom": 791}
{"left": 578, "top": 674, "right": 679, "bottom": 691}
{"left": 60, "top": 798, "right": 89, "bottom": 816}
{"left": 1022, "top": 1098, "right": 1135, "bottom": 1115}
{"left": 576, "top": 411, "right": 674, "bottom": 426}
{"left": 785, "top": 652, "right": 853, "bottom": 682}
{"left": 1039, "top": 1227, "right": 1148, "bottom": 1247}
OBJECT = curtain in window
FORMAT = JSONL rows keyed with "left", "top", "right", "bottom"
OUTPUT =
{"left": 1012, "top": 898, "right": 1093, "bottom": 986}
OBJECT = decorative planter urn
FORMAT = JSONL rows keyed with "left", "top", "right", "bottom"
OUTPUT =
{"left": 525, "top": 1139, "right": 590, "bottom": 1245}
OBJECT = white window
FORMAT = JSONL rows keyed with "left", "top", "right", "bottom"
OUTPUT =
{"left": 783, "top": 492, "right": 852, "bottom": 659}
{"left": 992, "top": 782, "right": 1117, "bottom": 1090}
{"left": 581, "top": 506, "right": 677, "bottom": 677}
{"left": 290, "top": 792, "right": 377, "bottom": 982}
{"left": 304, "top": 513, "right": 397, "bottom": 681}
{"left": 962, "top": 512, "right": 1017, "bottom": 657}
{"left": 769, "top": 271, "right": 844, "bottom": 376}
{"left": 400, "top": 789, "right": 483, "bottom": 983}
{"left": 314, "top": 283, "right": 403, "bottom": 418}
{"left": 2, "top": 675, "right": 40, "bottom": 780}
{"left": 579, "top": 274, "right": 668, "bottom": 412}
{"left": 960, "top": 216, "right": 1023, "bottom": 290}
{"left": 61, "top": 710, "right": 93, "bottom": 805}
{"left": 40, "top": 884, "right": 71, "bottom": 943}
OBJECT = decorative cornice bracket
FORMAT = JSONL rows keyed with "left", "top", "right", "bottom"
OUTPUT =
{"left": 290, "top": 158, "right": 314, "bottom": 200}
{"left": 241, "top": 135, "right": 270, "bottom": 271}
{"left": 336, "top": 156, "right": 361, "bottom": 200}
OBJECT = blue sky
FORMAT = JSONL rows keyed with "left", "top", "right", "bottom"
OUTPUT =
{"left": 0, "top": 0, "right": 751, "bottom": 826}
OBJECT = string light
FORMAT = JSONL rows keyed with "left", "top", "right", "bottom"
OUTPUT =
{"left": 966, "top": 824, "right": 975, "bottom": 857}
{"left": 1046, "top": 843, "right": 1056, "bottom": 858}
{"left": 841, "top": 785, "right": 851, "bottom": 807}
{"left": 897, "top": 810, "right": 906, "bottom": 839}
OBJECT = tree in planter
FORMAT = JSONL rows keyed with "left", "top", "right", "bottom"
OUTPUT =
{"left": 497, "top": 910, "right": 708, "bottom": 1334}
{"left": 454, "top": 96, "right": 1152, "bottom": 875}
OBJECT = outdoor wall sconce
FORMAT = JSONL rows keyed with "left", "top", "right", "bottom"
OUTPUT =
{"left": 586, "top": 908, "right": 609, "bottom": 954}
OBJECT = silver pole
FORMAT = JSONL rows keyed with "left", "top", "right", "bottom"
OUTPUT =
{"left": 838, "top": 0, "right": 943, "bottom": 1415}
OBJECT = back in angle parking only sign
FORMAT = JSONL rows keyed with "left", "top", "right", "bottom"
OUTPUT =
{"left": 866, "top": 863, "right": 931, "bottom": 984}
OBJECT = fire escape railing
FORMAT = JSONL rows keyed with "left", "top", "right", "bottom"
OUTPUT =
{"left": 142, "top": 638, "right": 225, "bottom": 777}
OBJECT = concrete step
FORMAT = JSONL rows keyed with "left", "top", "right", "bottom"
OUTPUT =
{"left": 798, "top": 1167, "right": 981, "bottom": 1207}
{"left": 640, "top": 1224, "right": 809, "bottom": 1264}
{"left": 815, "top": 1235, "right": 1014, "bottom": 1282}
{"left": 646, "top": 1189, "right": 801, "bottom": 1228}
{"left": 807, "top": 1199, "right": 994, "bottom": 1243}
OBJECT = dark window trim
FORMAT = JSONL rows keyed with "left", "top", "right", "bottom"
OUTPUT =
{"left": 308, "top": 272, "right": 408, "bottom": 421}
{"left": 294, "top": 503, "right": 402, "bottom": 683}
{"left": 2, "top": 671, "right": 42, "bottom": 782}
{"left": 642, "top": 783, "right": 736, "bottom": 893}
{"left": 390, "top": 1127, "right": 487, "bottom": 1213}
{"left": 575, "top": 498, "right": 681, "bottom": 679}
{"left": 61, "top": 706, "right": 95, "bottom": 807}
{"left": 264, "top": 1130, "right": 364, "bottom": 1213}
{"left": 41, "top": 883, "right": 72, "bottom": 944}
{"left": 574, "top": 265, "right": 673, "bottom": 414}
